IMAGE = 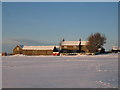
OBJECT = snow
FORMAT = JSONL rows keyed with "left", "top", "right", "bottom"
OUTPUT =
{"left": 22, "top": 45, "right": 59, "bottom": 50}
{"left": 112, "top": 46, "right": 120, "bottom": 50}
{"left": 2, "top": 53, "right": 118, "bottom": 88}
{"left": 61, "top": 41, "right": 88, "bottom": 45}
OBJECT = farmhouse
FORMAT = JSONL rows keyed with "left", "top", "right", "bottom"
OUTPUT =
{"left": 13, "top": 45, "right": 59, "bottom": 55}
{"left": 60, "top": 39, "right": 88, "bottom": 53}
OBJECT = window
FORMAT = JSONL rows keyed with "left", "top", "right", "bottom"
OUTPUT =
{"left": 16, "top": 47, "right": 19, "bottom": 51}
{"left": 74, "top": 46, "right": 77, "bottom": 48}
{"left": 64, "top": 46, "right": 67, "bottom": 48}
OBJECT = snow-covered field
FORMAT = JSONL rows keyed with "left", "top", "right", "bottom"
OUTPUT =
{"left": 2, "top": 53, "right": 118, "bottom": 88}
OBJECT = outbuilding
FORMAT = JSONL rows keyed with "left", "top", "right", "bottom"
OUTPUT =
{"left": 112, "top": 46, "right": 120, "bottom": 53}
{"left": 13, "top": 45, "right": 59, "bottom": 55}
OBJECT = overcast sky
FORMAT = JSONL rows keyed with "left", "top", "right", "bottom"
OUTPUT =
{"left": 2, "top": 2, "right": 118, "bottom": 53}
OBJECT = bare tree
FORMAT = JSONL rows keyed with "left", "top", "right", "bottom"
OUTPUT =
{"left": 86, "top": 32, "right": 106, "bottom": 53}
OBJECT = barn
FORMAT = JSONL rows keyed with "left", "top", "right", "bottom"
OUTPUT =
{"left": 13, "top": 45, "right": 59, "bottom": 55}
{"left": 13, "top": 45, "right": 23, "bottom": 54}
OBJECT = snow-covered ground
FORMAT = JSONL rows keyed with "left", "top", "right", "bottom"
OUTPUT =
{"left": 2, "top": 53, "right": 118, "bottom": 88}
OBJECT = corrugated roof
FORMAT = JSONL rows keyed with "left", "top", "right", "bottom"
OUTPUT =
{"left": 61, "top": 41, "right": 88, "bottom": 46}
{"left": 22, "top": 46, "right": 59, "bottom": 50}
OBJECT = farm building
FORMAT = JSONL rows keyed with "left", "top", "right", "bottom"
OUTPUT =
{"left": 112, "top": 46, "right": 120, "bottom": 53}
{"left": 13, "top": 45, "right": 59, "bottom": 55}
{"left": 60, "top": 39, "right": 88, "bottom": 53}
{"left": 13, "top": 45, "right": 23, "bottom": 54}
{"left": 13, "top": 39, "right": 89, "bottom": 55}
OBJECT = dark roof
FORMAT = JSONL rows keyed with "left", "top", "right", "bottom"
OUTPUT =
{"left": 18, "top": 45, "right": 24, "bottom": 48}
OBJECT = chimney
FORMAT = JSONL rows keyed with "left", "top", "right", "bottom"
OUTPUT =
{"left": 62, "top": 38, "right": 65, "bottom": 42}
